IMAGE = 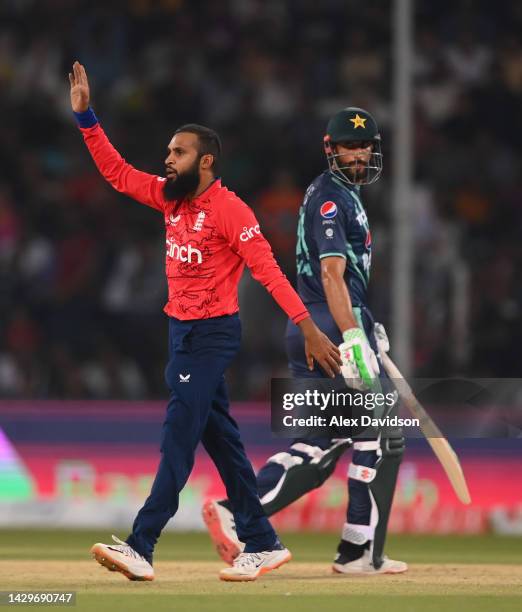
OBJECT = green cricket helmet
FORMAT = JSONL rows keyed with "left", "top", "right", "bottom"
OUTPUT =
{"left": 324, "top": 107, "right": 383, "bottom": 185}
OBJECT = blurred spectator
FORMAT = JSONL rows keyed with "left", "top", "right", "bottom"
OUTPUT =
{"left": 416, "top": 60, "right": 461, "bottom": 124}
{"left": 256, "top": 170, "right": 303, "bottom": 267}
{"left": 339, "top": 31, "right": 385, "bottom": 92}
{"left": 1, "top": 0, "right": 521, "bottom": 399}
{"left": 0, "top": 186, "right": 20, "bottom": 265}
{"left": 499, "top": 37, "right": 522, "bottom": 94}
{"left": 81, "top": 342, "right": 147, "bottom": 399}
{"left": 445, "top": 33, "right": 492, "bottom": 86}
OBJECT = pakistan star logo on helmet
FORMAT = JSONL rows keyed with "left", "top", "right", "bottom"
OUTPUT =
{"left": 323, "top": 107, "right": 383, "bottom": 185}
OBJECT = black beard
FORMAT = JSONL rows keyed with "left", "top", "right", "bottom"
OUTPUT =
{"left": 342, "top": 162, "right": 367, "bottom": 183}
{"left": 163, "top": 162, "right": 201, "bottom": 201}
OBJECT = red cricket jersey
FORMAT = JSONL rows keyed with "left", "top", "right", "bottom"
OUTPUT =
{"left": 79, "top": 122, "right": 309, "bottom": 323}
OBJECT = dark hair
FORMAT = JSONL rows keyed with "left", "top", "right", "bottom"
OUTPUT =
{"left": 174, "top": 123, "right": 222, "bottom": 172}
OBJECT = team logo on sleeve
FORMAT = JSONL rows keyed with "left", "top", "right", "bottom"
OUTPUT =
{"left": 320, "top": 201, "right": 338, "bottom": 219}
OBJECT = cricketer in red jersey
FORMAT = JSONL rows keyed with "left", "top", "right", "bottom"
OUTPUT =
{"left": 79, "top": 124, "right": 310, "bottom": 323}
{"left": 69, "top": 62, "right": 341, "bottom": 582}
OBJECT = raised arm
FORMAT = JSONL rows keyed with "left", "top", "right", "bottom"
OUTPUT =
{"left": 69, "top": 61, "right": 165, "bottom": 212}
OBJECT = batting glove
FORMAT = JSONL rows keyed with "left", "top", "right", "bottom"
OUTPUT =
{"left": 339, "top": 328, "right": 381, "bottom": 392}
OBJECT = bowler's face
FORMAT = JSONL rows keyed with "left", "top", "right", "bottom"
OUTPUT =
{"left": 165, "top": 132, "right": 201, "bottom": 180}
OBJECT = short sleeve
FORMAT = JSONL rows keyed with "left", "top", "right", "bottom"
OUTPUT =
{"left": 310, "top": 198, "right": 349, "bottom": 260}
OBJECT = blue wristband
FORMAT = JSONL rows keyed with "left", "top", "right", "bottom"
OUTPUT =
{"left": 73, "top": 107, "right": 98, "bottom": 128}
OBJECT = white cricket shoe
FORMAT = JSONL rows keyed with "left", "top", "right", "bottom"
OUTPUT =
{"left": 202, "top": 499, "right": 245, "bottom": 565}
{"left": 91, "top": 535, "right": 154, "bottom": 581}
{"left": 333, "top": 549, "right": 407, "bottom": 575}
{"left": 219, "top": 548, "right": 292, "bottom": 582}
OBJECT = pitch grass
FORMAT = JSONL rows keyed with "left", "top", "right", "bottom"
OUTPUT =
{"left": 0, "top": 531, "right": 521, "bottom": 611}
{"left": 1, "top": 529, "right": 520, "bottom": 564}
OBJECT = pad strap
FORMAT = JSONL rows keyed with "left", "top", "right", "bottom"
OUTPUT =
{"left": 348, "top": 462, "right": 377, "bottom": 483}
{"left": 341, "top": 522, "right": 375, "bottom": 545}
{"left": 290, "top": 442, "right": 325, "bottom": 464}
{"left": 353, "top": 440, "right": 380, "bottom": 451}
{"left": 267, "top": 452, "right": 303, "bottom": 470}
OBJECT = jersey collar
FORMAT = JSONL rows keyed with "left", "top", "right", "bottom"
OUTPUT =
{"left": 328, "top": 170, "right": 361, "bottom": 196}
{"left": 194, "top": 177, "right": 222, "bottom": 202}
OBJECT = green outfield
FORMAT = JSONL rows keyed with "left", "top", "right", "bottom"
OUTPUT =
{"left": 1, "top": 530, "right": 521, "bottom": 612}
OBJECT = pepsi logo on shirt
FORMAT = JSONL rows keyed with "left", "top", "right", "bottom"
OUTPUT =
{"left": 320, "top": 201, "right": 337, "bottom": 219}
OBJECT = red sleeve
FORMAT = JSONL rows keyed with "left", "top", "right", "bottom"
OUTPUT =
{"left": 79, "top": 124, "right": 166, "bottom": 212}
{"left": 217, "top": 195, "right": 309, "bottom": 324}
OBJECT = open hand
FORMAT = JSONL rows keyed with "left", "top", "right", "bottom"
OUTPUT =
{"left": 299, "top": 318, "right": 342, "bottom": 378}
{"left": 68, "top": 61, "right": 90, "bottom": 113}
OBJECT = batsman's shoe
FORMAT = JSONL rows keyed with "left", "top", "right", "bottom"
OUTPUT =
{"left": 333, "top": 549, "right": 407, "bottom": 575}
{"left": 202, "top": 499, "right": 245, "bottom": 565}
{"left": 90, "top": 535, "right": 154, "bottom": 581}
{"left": 219, "top": 547, "right": 292, "bottom": 582}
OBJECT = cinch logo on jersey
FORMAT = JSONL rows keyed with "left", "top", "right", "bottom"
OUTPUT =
{"left": 166, "top": 238, "right": 202, "bottom": 264}
{"left": 240, "top": 224, "right": 261, "bottom": 242}
{"left": 320, "top": 201, "right": 337, "bottom": 219}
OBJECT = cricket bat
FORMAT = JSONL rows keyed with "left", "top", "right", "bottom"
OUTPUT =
{"left": 379, "top": 351, "right": 471, "bottom": 504}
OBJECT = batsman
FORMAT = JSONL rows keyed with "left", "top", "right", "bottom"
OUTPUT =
{"left": 204, "top": 107, "right": 407, "bottom": 575}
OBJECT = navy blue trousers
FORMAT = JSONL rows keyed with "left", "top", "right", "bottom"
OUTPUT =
{"left": 258, "top": 303, "right": 381, "bottom": 527}
{"left": 127, "top": 314, "right": 276, "bottom": 562}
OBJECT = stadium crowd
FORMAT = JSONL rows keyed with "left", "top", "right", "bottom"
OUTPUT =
{"left": 1, "top": 0, "right": 521, "bottom": 399}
